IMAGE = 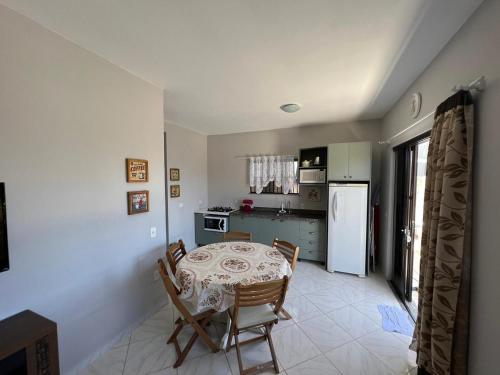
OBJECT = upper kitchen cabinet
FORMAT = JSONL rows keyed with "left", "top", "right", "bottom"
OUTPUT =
{"left": 327, "top": 142, "right": 371, "bottom": 181}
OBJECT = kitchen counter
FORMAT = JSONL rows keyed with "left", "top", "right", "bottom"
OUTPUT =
{"left": 230, "top": 207, "right": 326, "bottom": 221}
{"left": 195, "top": 207, "right": 327, "bottom": 262}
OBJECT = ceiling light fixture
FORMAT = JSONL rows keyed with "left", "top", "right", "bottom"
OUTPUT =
{"left": 280, "top": 103, "right": 301, "bottom": 113}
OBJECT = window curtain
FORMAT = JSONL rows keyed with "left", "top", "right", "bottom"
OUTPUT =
{"left": 412, "top": 90, "right": 473, "bottom": 375}
{"left": 249, "top": 155, "right": 296, "bottom": 194}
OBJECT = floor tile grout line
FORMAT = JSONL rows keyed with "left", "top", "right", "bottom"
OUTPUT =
{"left": 121, "top": 334, "right": 131, "bottom": 375}
{"left": 354, "top": 335, "right": 404, "bottom": 375}
{"left": 283, "top": 352, "right": 327, "bottom": 373}
{"left": 294, "top": 318, "right": 354, "bottom": 359}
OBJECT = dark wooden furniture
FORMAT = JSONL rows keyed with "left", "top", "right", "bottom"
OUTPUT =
{"left": 223, "top": 231, "right": 252, "bottom": 242}
{"left": 272, "top": 238, "right": 300, "bottom": 321}
{"left": 157, "top": 259, "right": 218, "bottom": 368}
{"left": 227, "top": 277, "right": 289, "bottom": 375}
{"left": 272, "top": 239, "right": 299, "bottom": 272}
{"left": 166, "top": 239, "right": 187, "bottom": 274}
{"left": 0, "top": 310, "right": 60, "bottom": 375}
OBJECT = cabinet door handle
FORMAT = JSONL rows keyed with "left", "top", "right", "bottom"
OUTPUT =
{"left": 309, "top": 231, "right": 315, "bottom": 235}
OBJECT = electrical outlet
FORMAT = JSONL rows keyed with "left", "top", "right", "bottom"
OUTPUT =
{"left": 153, "top": 270, "right": 160, "bottom": 281}
{"left": 150, "top": 227, "right": 157, "bottom": 238}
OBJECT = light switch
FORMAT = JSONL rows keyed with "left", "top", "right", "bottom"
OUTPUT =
{"left": 150, "top": 227, "right": 157, "bottom": 238}
{"left": 179, "top": 202, "right": 184, "bottom": 208}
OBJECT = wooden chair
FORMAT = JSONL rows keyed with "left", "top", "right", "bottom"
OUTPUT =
{"left": 157, "top": 259, "right": 219, "bottom": 368}
{"left": 272, "top": 238, "right": 300, "bottom": 320}
{"left": 166, "top": 239, "right": 186, "bottom": 274}
{"left": 223, "top": 231, "right": 252, "bottom": 242}
{"left": 272, "top": 238, "right": 300, "bottom": 272}
{"left": 226, "top": 276, "right": 289, "bottom": 375}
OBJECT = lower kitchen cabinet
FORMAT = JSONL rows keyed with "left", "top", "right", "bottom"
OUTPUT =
{"left": 195, "top": 213, "right": 224, "bottom": 245}
{"left": 195, "top": 212, "right": 326, "bottom": 262}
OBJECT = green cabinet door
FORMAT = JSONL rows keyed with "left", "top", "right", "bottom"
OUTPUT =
{"left": 230, "top": 215, "right": 262, "bottom": 242}
{"left": 298, "top": 218, "right": 326, "bottom": 262}
{"left": 272, "top": 218, "right": 300, "bottom": 245}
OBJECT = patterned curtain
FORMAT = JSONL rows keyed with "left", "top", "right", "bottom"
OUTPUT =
{"left": 412, "top": 90, "right": 474, "bottom": 375}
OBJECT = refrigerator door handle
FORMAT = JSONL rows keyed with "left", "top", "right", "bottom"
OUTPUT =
{"left": 332, "top": 192, "right": 337, "bottom": 222}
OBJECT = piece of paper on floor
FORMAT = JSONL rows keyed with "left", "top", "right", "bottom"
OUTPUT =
{"left": 377, "top": 304, "right": 414, "bottom": 337}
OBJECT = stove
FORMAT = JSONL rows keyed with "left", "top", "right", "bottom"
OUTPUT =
{"left": 208, "top": 206, "right": 235, "bottom": 213}
{"left": 197, "top": 206, "right": 238, "bottom": 216}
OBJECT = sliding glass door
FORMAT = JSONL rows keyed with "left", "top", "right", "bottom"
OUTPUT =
{"left": 392, "top": 133, "right": 429, "bottom": 318}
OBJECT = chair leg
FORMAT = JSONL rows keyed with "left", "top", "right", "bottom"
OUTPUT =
{"left": 171, "top": 316, "right": 217, "bottom": 368}
{"left": 173, "top": 329, "right": 199, "bottom": 368}
{"left": 279, "top": 307, "right": 293, "bottom": 320}
{"left": 167, "top": 320, "right": 184, "bottom": 344}
{"left": 226, "top": 318, "right": 237, "bottom": 352}
{"left": 234, "top": 333, "right": 244, "bottom": 375}
{"left": 192, "top": 317, "right": 219, "bottom": 352}
{"left": 265, "top": 324, "right": 279, "bottom": 374}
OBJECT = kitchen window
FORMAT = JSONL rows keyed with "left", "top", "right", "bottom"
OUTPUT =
{"left": 249, "top": 160, "right": 299, "bottom": 195}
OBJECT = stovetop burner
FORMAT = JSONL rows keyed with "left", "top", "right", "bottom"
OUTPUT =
{"left": 207, "top": 206, "right": 235, "bottom": 213}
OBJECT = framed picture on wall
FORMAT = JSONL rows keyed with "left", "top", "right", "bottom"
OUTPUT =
{"left": 169, "top": 168, "right": 180, "bottom": 181}
{"left": 307, "top": 187, "right": 321, "bottom": 201}
{"left": 127, "top": 190, "right": 149, "bottom": 214}
{"left": 126, "top": 158, "right": 149, "bottom": 182}
{"left": 170, "top": 185, "right": 180, "bottom": 198}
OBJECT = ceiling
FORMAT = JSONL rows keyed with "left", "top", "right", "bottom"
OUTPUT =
{"left": 0, "top": 0, "right": 483, "bottom": 134}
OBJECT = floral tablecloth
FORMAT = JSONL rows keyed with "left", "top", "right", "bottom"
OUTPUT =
{"left": 175, "top": 242, "right": 293, "bottom": 312}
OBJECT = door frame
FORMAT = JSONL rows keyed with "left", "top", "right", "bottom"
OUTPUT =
{"left": 391, "top": 131, "right": 430, "bottom": 312}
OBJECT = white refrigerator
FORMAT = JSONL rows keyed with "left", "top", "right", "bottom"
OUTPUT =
{"left": 327, "top": 182, "right": 368, "bottom": 276}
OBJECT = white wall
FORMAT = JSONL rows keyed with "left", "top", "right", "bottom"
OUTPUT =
{"left": 207, "top": 121, "right": 382, "bottom": 211}
{"left": 0, "top": 6, "right": 166, "bottom": 373}
{"left": 165, "top": 122, "right": 207, "bottom": 250}
{"left": 380, "top": 0, "right": 500, "bottom": 373}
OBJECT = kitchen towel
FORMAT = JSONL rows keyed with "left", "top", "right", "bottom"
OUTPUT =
{"left": 377, "top": 304, "right": 414, "bottom": 337}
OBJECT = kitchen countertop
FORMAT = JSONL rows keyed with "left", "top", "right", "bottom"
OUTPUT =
{"left": 230, "top": 207, "right": 326, "bottom": 220}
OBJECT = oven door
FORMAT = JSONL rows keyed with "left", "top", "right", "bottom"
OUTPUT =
{"left": 203, "top": 216, "right": 228, "bottom": 232}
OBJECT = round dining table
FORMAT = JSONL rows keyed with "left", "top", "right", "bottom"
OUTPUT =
{"left": 175, "top": 241, "right": 293, "bottom": 314}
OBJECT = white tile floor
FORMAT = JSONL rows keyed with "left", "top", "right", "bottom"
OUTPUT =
{"left": 80, "top": 261, "right": 416, "bottom": 375}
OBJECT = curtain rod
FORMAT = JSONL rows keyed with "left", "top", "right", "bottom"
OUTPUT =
{"left": 379, "top": 76, "right": 485, "bottom": 145}
{"left": 235, "top": 154, "right": 296, "bottom": 159}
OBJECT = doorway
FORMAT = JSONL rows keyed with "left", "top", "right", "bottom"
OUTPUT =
{"left": 392, "top": 133, "right": 430, "bottom": 319}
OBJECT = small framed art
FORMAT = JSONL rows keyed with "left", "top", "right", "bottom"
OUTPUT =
{"left": 170, "top": 185, "right": 180, "bottom": 198}
{"left": 127, "top": 190, "right": 149, "bottom": 215}
{"left": 169, "top": 168, "right": 180, "bottom": 181}
{"left": 307, "top": 187, "right": 321, "bottom": 201}
{"left": 126, "top": 158, "right": 149, "bottom": 182}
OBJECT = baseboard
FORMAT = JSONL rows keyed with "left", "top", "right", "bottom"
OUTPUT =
{"left": 66, "top": 299, "right": 168, "bottom": 375}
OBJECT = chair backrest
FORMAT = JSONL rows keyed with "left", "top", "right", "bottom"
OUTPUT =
{"left": 233, "top": 277, "right": 289, "bottom": 325}
{"left": 166, "top": 239, "right": 186, "bottom": 274}
{"left": 157, "top": 258, "right": 195, "bottom": 322}
{"left": 223, "top": 231, "right": 252, "bottom": 242}
{"left": 272, "top": 238, "right": 300, "bottom": 272}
